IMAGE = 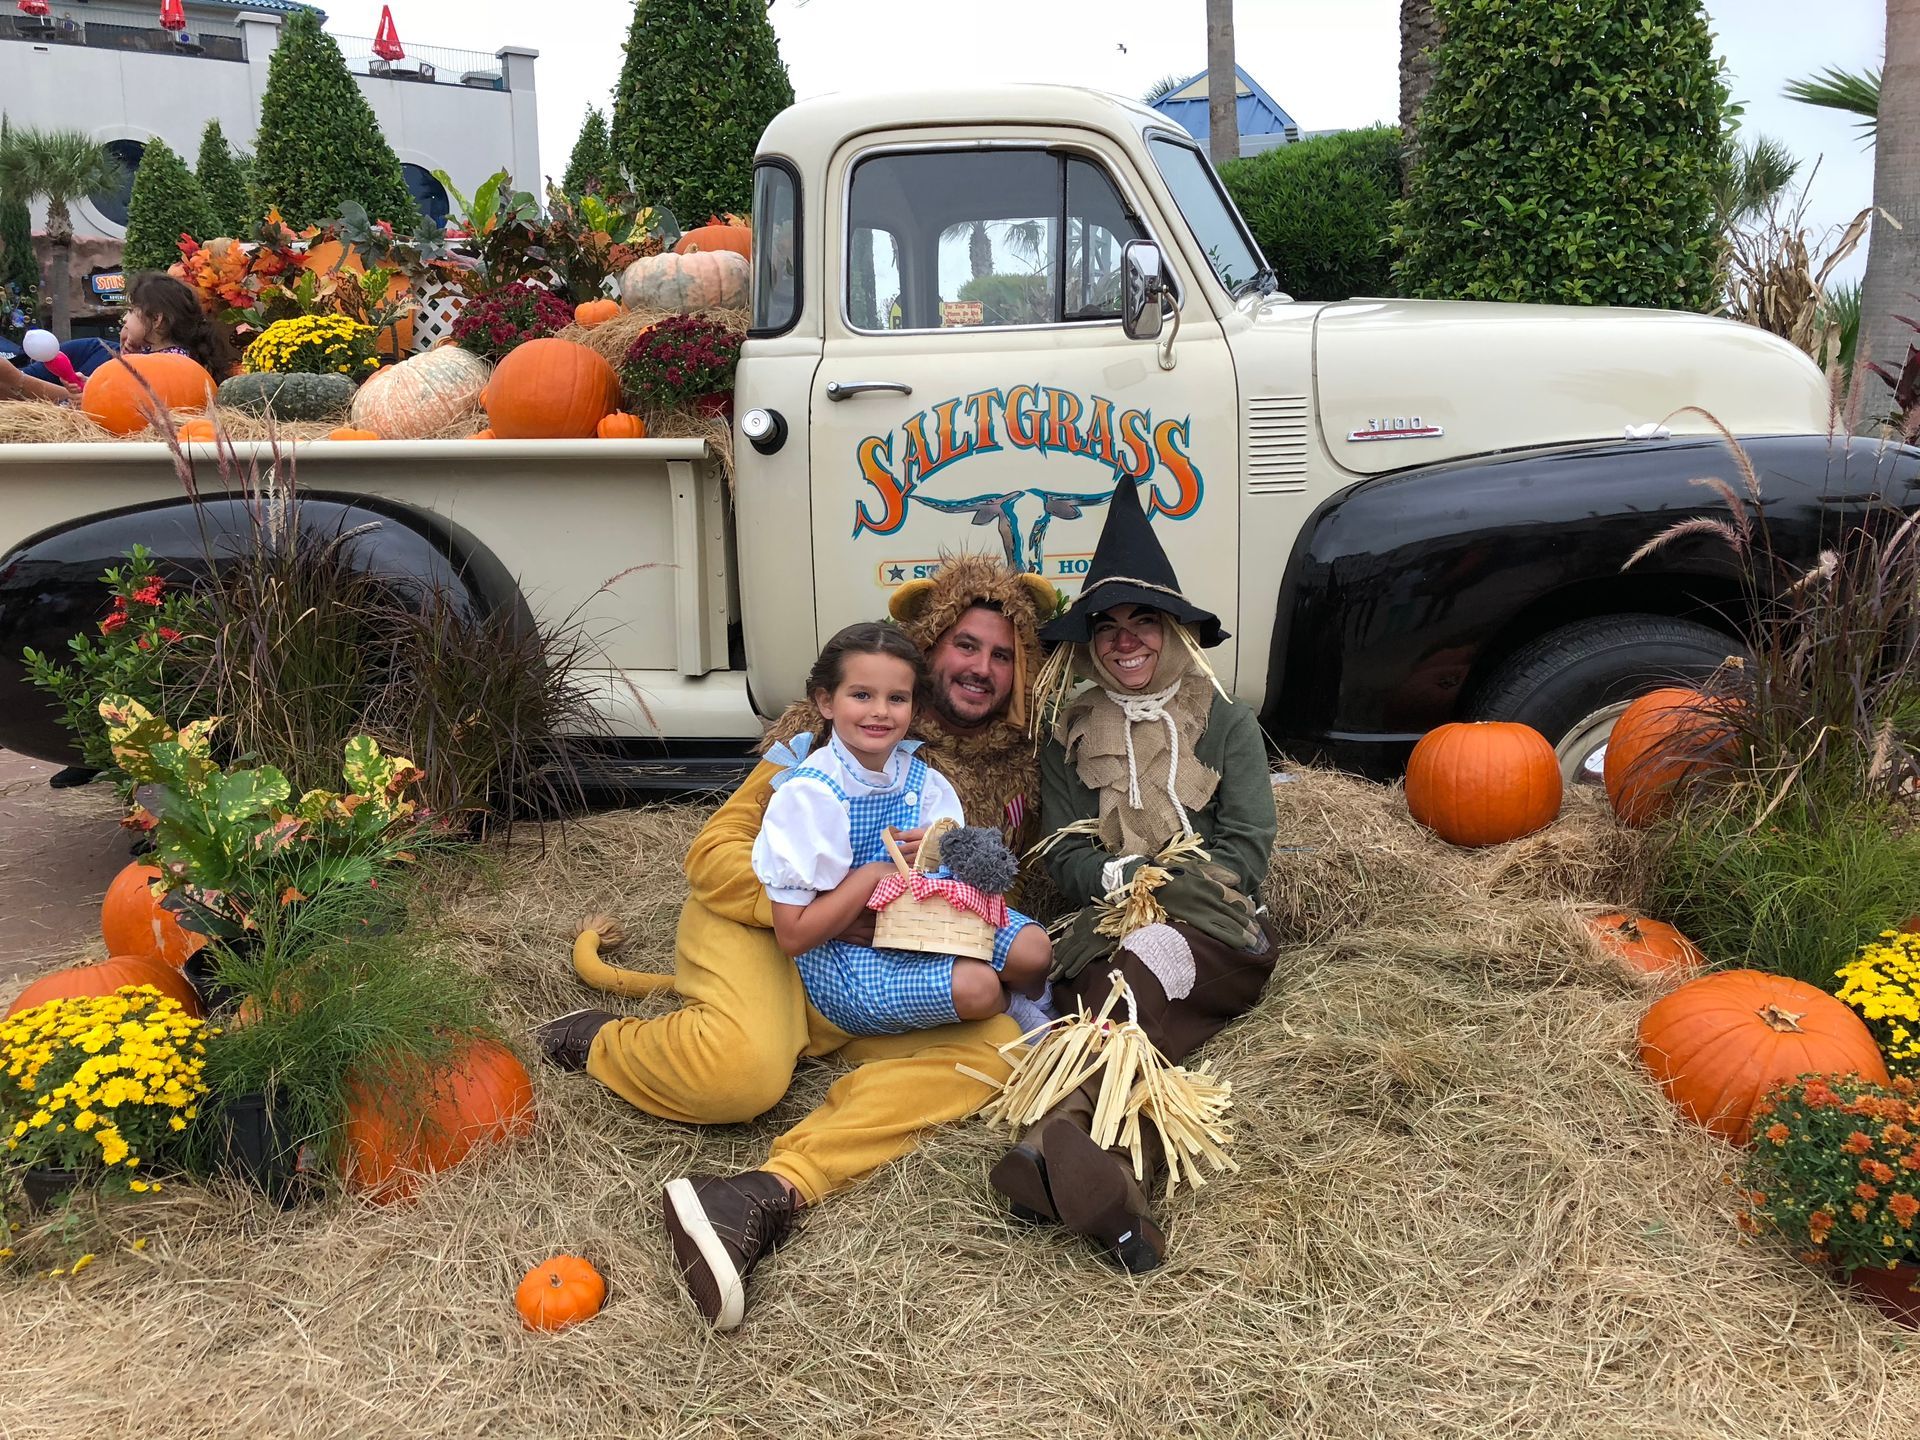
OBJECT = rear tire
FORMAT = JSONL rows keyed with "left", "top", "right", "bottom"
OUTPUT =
{"left": 1465, "top": 615, "right": 1742, "bottom": 786}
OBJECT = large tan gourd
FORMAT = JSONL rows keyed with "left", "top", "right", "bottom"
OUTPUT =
{"left": 348, "top": 347, "right": 492, "bottom": 439}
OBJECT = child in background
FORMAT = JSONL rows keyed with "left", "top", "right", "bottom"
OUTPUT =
{"left": 752, "top": 621, "right": 1051, "bottom": 1035}
{"left": 120, "top": 273, "right": 236, "bottom": 377}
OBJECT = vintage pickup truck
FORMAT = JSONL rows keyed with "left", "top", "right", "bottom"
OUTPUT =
{"left": 3, "top": 85, "right": 1915, "bottom": 787}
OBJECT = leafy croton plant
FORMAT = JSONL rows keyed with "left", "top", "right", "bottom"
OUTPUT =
{"left": 100, "top": 695, "right": 428, "bottom": 941}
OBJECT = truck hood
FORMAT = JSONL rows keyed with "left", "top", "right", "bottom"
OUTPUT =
{"left": 1277, "top": 298, "right": 1831, "bottom": 475}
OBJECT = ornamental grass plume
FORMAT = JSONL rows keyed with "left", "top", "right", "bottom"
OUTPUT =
{"left": 1741, "top": 1073, "right": 1920, "bottom": 1275}
{"left": 0, "top": 987, "right": 211, "bottom": 1188}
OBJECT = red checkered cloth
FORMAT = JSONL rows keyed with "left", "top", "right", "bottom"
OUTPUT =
{"left": 867, "top": 873, "right": 1009, "bottom": 928}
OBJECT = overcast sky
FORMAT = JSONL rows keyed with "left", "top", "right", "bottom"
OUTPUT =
{"left": 322, "top": 0, "right": 1889, "bottom": 281}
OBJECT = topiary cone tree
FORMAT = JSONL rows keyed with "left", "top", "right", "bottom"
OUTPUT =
{"left": 562, "top": 106, "right": 622, "bottom": 197}
{"left": 195, "top": 119, "right": 253, "bottom": 236}
{"left": 610, "top": 0, "right": 795, "bottom": 226}
{"left": 122, "top": 136, "right": 219, "bottom": 273}
{"left": 1393, "top": 0, "right": 1730, "bottom": 311}
{"left": 252, "top": 9, "right": 420, "bottom": 229}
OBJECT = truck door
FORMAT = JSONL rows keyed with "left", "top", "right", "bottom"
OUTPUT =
{"left": 807, "top": 132, "right": 1241, "bottom": 682}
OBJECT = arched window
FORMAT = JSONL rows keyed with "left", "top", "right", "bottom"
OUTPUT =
{"left": 90, "top": 140, "right": 147, "bottom": 229}
{"left": 401, "top": 164, "right": 451, "bottom": 229}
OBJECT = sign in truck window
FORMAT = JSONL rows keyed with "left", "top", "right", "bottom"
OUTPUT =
{"left": 851, "top": 385, "right": 1203, "bottom": 578}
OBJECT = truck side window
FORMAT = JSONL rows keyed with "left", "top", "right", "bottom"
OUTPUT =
{"left": 846, "top": 149, "right": 1143, "bottom": 331}
{"left": 750, "top": 161, "right": 800, "bottom": 335}
{"left": 1145, "top": 134, "right": 1265, "bottom": 295}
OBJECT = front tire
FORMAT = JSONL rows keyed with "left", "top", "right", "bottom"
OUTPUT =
{"left": 1465, "top": 615, "right": 1742, "bottom": 786}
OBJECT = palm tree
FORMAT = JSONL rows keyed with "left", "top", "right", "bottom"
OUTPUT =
{"left": 1718, "top": 135, "right": 1801, "bottom": 227}
{"left": 1206, "top": 0, "right": 1237, "bottom": 166}
{"left": 1857, "top": 0, "right": 1917, "bottom": 427}
{"left": 0, "top": 127, "right": 123, "bottom": 339}
{"left": 1141, "top": 74, "right": 1187, "bottom": 105}
{"left": 1784, "top": 65, "right": 1881, "bottom": 141}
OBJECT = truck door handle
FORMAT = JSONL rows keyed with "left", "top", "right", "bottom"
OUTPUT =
{"left": 825, "top": 380, "right": 913, "bottom": 402}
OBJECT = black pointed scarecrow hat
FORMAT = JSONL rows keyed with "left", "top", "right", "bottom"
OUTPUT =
{"left": 1038, "top": 476, "right": 1227, "bottom": 648}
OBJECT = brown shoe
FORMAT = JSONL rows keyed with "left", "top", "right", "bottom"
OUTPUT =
{"left": 988, "top": 1141, "right": 1058, "bottom": 1224}
{"left": 661, "top": 1171, "right": 796, "bottom": 1330}
{"left": 532, "top": 1008, "right": 616, "bottom": 1072}
{"left": 1039, "top": 1116, "right": 1166, "bottom": 1274}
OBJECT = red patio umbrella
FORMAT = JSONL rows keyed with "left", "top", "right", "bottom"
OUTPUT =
{"left": 17, "top": 0, "right": 53, "bottom": 18}
{"left": 158, "top": 0, "right": 186, "bottom": 32}
{"left": 372, "top": 5, "right": 405, "bottom": 62}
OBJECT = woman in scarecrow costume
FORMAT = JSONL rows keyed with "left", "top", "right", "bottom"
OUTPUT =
{"left": 988, "top": 475, "right": 1279, "bottom": 1273}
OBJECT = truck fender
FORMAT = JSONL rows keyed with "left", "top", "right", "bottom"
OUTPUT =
{"left": 0, "top": 492, "right": 534, "bottom": 765}
{"left": 1264, "top": 433, "right": 1920, "bottom": 776}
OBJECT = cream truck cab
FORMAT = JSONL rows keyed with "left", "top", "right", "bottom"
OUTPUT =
{"left": 2, "top": 85, "right": 1913, "bottom": 784}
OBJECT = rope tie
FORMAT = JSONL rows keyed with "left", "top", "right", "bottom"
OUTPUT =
{"left": 1106, "top": 682, "right": 1194, "bottom": 837}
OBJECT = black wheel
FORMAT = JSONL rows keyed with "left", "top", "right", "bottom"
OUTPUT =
{"left": 1465, "top": 615, "right": 1743, "bottom": 786}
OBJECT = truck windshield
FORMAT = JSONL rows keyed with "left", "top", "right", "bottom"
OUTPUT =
{"left": 1146, "top": 134, "right": 1266, "bottom": 295}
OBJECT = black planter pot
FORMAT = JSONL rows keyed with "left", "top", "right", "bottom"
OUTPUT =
{"left": 19, "top": 1166, "right": 85, "bottom": 1213}
{"left": 206, "top": 1091, "right": 312, "bottom": 1208}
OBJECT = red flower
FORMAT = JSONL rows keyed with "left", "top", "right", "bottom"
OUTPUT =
{"left": 100, "top": 610, "right": 128, "bottom": 635}
{"left": 130, "top": 579, "right": 165, "bottom": 606}
{"left": 156, "top": 627, "right": 182, "bottom": 644}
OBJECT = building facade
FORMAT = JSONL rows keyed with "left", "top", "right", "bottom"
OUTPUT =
{"left": 1, "top": 0, "right": 539, "bottom": 239}
{"left": 1148, "top": 66, "right": 1300, "bottom": 159}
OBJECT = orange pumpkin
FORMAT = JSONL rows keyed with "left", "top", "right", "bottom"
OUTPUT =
{"left": 82, "top": 354, "right": 216, "bottom": 436}
{"left": 596, "top": 411, "right": 647, "bottom": 439}
{"left": 6, "top": 955, "right": 202, "bottom": 1019}
{"left": 102, "top": 862, "right": 206, "bottom": 968}
{"left": 348, "top": 346, "right": 490, "bottom": 439}
{"left": 1586, "top": 913, "right": 1705, "bottom": 976}
{"left": 300, "top": 240, "right": 414, "bottom": 355}
{"left": 515, "top": 1255, "right": 607, "bottom": 1331}
{"left": 342, "top": 1035, "right": 536, "bottom": 1203}
{"left": 673, "top": 215, "right": 752, "bottom": 259}
{"left": 618, "top": 251, "right": 749, "bottom": 313}
{"left": 325, "top": 427, "right": 381, "bottom": 441}
{"left": 573, "top": 298, "right": 622, "bottom": 329}
{"left": 175, "top": 417, "right": 220, "bottom": 442}
{"left": 1603, "top": 687, "right": 1740, "bottom": 827}
{"left": 482, "top": 338, "right": 620, "bottom": 439}
{"left": 1403, "top": 721, "right": 1562, "bottom": 848}
{"left": 1638, "top": 969, "right": 1890, "bottom": 1143}
{"left": 470, "top": 428, "right": 496, "bottom": 440}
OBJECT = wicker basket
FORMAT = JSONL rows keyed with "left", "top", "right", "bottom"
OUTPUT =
{"left": 871, "top": 823, "right": 997, "bottom": 961}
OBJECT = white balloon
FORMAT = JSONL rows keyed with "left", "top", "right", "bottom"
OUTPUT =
{"left": 22, "top": 329, "right": 60, "bottom": 363}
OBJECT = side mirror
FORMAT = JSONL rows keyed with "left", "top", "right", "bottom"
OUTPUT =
{"left": 1121, "top": 239, "right": 1171, "bottom": 342}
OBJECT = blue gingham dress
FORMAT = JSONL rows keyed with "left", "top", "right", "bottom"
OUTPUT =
{"left": 758, "top": 739, "right": 1033, "bottom": 1036}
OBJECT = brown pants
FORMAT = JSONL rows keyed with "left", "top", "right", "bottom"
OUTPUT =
{"left": 1046, "top": 917, "right": 1278, "bottom": 1183}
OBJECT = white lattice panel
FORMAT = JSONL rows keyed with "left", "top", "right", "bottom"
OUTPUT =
{"left": 411, "top": 278, "right": 469, "bottom": 352}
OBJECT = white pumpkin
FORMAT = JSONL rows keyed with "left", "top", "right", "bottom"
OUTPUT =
{"left": 347, "top": 346, "right": 492, "bottom": 439}
{"left": 618, "top": 250, "right": 750, "bottom": 313}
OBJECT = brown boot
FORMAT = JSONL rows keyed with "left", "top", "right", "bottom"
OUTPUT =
{"left": 531, "top": 1008, "right": 617, "bottom": 1072}
{"left": 661, "top": 1170, "right": 796, "bottom": 1330}
{"left": 1039, "top": 1116, "right": 1166, "bottom": 1274}
{"left": 988, "top": 1140, "right": 1058, "bottom": 1224}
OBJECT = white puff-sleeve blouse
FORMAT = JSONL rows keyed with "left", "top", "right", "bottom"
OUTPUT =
{"left": 751, "top": 739, "right": 965, "bottom": 907}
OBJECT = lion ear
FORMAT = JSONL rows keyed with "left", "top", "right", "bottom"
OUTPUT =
{"left": 1017, "top": 573, "right": 1062, "bottom": 620}
{"left": 888, "top": 578, "right": 936, "bottom": 624}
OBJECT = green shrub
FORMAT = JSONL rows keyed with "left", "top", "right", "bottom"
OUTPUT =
{"left": 610, "top": 0, "right": 794, "bottom": 225}
{"left": 1393, "top": 0, "right": 1730, "bottom": 310}
{"left": 957, "top": 272, "right": 1048, "bottom": 326}
{"left": 251, "top": 10, "right": 419, "bottom": 229}
{"left": 0, "top": 118, "right": 38, "bottom": 324}
{"left": 121, "top": 136, "right": 218, "bottom": 272}
{"left": 1221, "top": 127, "right": 1401, "bottom": 302}
{"left": 562, "top": 107, "right": 623, "bottom": 197}
{"left": 195, "top": 119, "right": 253, "bottom": 235}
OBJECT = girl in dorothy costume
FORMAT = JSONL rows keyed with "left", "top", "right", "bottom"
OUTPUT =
{"left": 752, "top": 621, "right": 1053, "bottom": 1035}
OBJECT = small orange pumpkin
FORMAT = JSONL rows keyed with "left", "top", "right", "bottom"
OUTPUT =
{"left": 470, "top": 428, "right": 496, "bottom": 440}
{"left": 6, "top": 955, "right": 202, "bottom": 1019}
{"left": 673, "top": 214, "right": 752, "bottom": 259}
{"left": 1586, "top": 913, "right": 1705, "bottom": 976}
{"left": 573, "top": 298, "right": 622, "bottom": 329}
{"left": 1403, "top": 720, "right": 1562, "bottom": 847}
{"left": 1638, "top": 969, "right": 1890, "bottom": 1143}
{"left": 482, "top": 338, "right": 620, "bottom": 440}
{"left": 596, "top": 411, "right": 647, "bottom": 439}
{"left": 82, "top": 353, "right": 216, "bottom": 435}
{"left": 175, "top": 417, "right": 220, "bottom": 442}
{"left": 1604, "top": 687, "right": 1740, "bottom": 826}
{"left": 515, "top": 1255, "right": 607, "bottom": 1331}
{"left": 325, "top": 427, "right": 381, "bottom": 441}
{"left": 102, "top": 862, "right": 206, "bottom": 968}
{"left": 342, "top": 1035, "right": 536, "bottom": 1203}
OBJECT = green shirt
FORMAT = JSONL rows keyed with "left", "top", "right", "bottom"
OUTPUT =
{"left": 1039, "top": 692, "right": 1278, "bottom": 907}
